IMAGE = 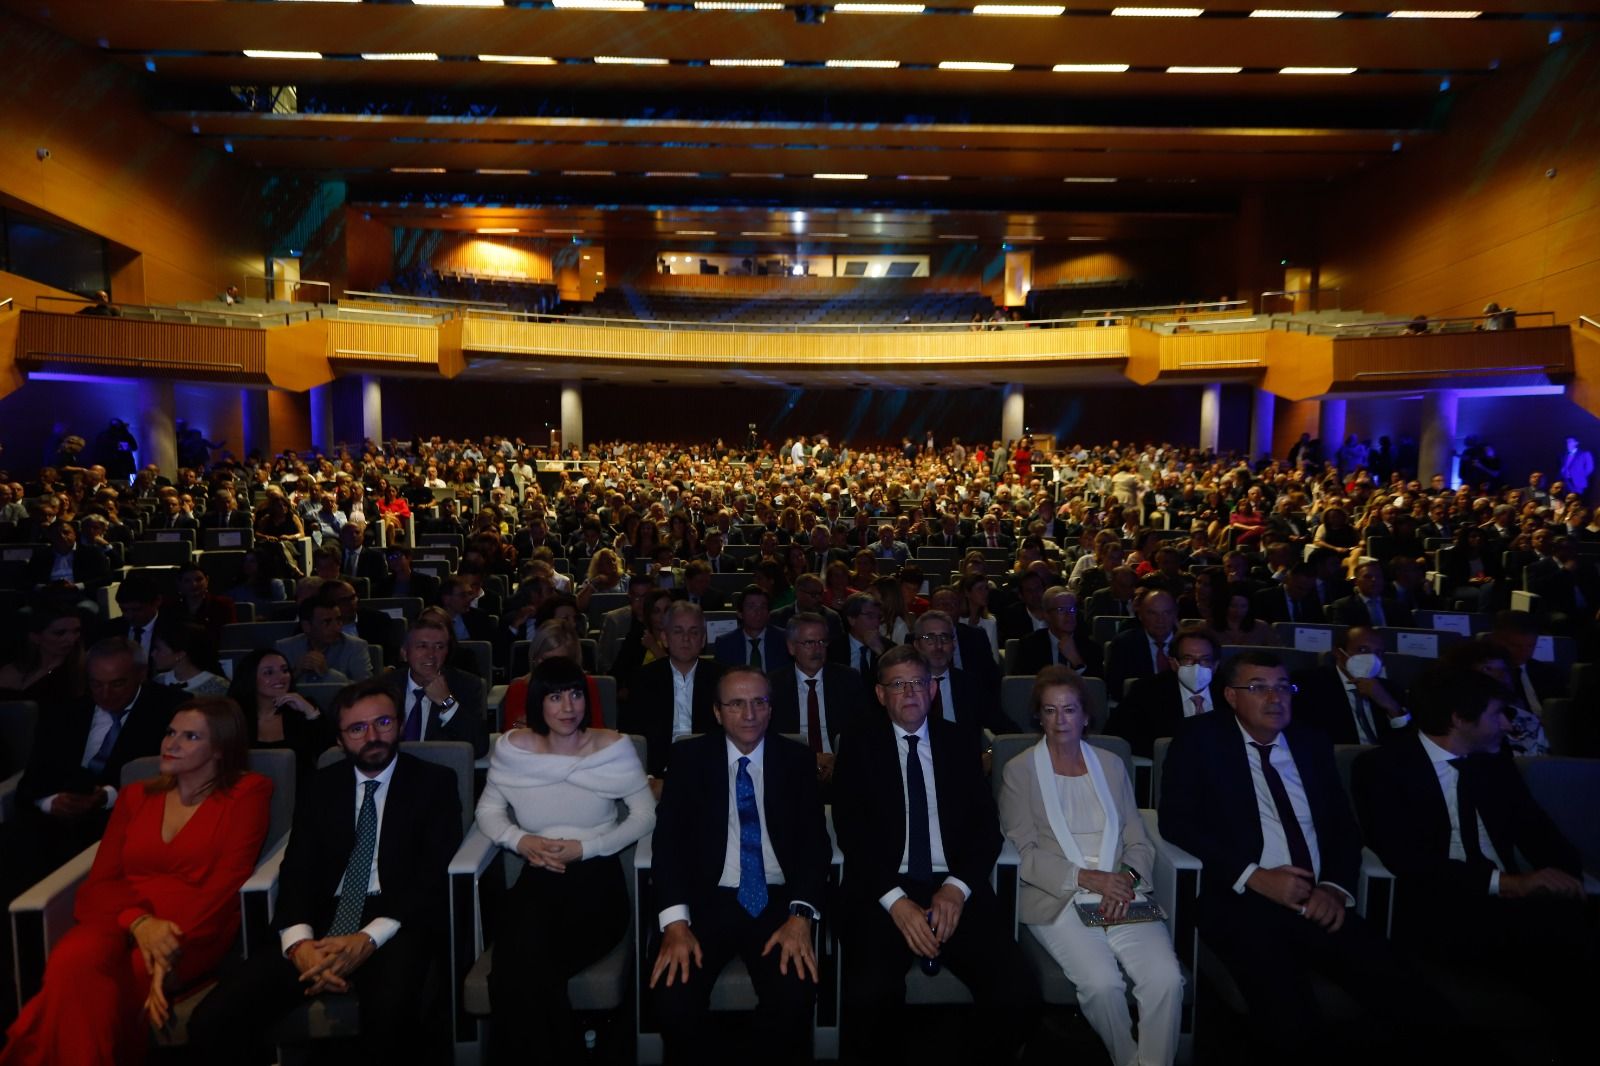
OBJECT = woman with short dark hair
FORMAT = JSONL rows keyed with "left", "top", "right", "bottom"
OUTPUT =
{"left": 475, "top": 658, "right": 655, "bottom": 1064}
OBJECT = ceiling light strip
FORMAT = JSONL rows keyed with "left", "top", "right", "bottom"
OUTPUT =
{"left": 361, "top": 53, "right": 439, "bottom": 61}
{"left": 1280, "top": 66, "right": 1357, "bottom": 74}
{"left": 1248, "top": 9, "right": 1340, "bottom": 17}
{"left": 825, "top": 59, "right": 901, "bottom": 68}
{"left": 478, "top": 54, "right": 558, "bottom": 64}
{"left": 1110, "top": 7, "right": 1204, "bottom": 16}
{"left": 813, "top": 173, "right": 869, "bottom": 179}
{"left": 243, "top": 50, "right": 323, "bottom": 59}
{"left": 692, "top": 1, "right": 784, "bottom": 8}
{"left": 1052, "top": 63, "right": 1130, "bottom": 73}
{"left": 1387, "top": 10, "right": 1480, "bottom": 18}
{"left": 552, "top": 0, "right": 646, "bottom": 9}
{"left": 832, "top": 3, "right": 927, "bottom": 12}
{"left": 938, "top": 61, "right": 1015, "bottom": 71}
{"left": 593, "top": 55, "right": 670, "bottom": 65}
{"left": 1166, "top": 65, "right": 1242, "bottom": 73}
{"left": 708, "top": 58, "right": 786, "bottom": 66}
{"left": 971, "top": 5, "right": 1066, "bottom": 15}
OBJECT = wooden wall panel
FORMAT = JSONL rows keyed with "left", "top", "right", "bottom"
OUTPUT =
{"left": 15, "top": 311, "right": 267, "bottom": 380}
{"left": 428, "top": 234, "right": 556, "bottom": 282}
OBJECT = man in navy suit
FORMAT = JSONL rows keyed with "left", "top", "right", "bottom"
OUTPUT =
{"left": 1159, "top": 650, "right": 1439, "bottom": 1062}
{"left": 712, "top": 585, "right": 792, "bottom": 673}
{"left": 648, "top": 666, "right": 832, "bottom": 1065}
{"left": 1103, "top": 587, "right": 1178, "bottom": 704}
{"left": 1326, "top": 560, "right": 1414, "bottom": 629}
{"left": 767, "top": 612, "right": 870, "bottom": 782}
{"left": 909, "top": 610, "right": 1009, "bottom": 739}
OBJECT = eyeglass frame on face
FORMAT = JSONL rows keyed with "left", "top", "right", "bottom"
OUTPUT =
{"left": 790, "top": 638, "right": 828, "bottom": 650}
{"left": 342, "top": 714, "right": 398, "bottom": 738}
{"left": 914, "top": 632, "right": 954, "bottom": 646}
{"left": 1226, "top": 682, "right": 1298, "bottom": 697}
{"left": 883, "top": 677, "right": 930, "bottom": 694}
{"left": 718, "top": 695, "right": 773, "bottom": 713}
{"left": 1175, "top": 653, "right": 1216, "bottom": 667}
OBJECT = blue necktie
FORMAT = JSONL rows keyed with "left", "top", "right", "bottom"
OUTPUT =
{"left": 86, "top": 710, "right": 127, "bottom": 776}
{"left": 735, "top": 756, "right": 768, "bottom": 917}
{"left": 904, "top": 734, "right": 934, "bottom": 884}
{"left": 329, "top": 780, "right": 380, "bottom": 936}
{"left": 402, "top": 688, "right": 425, "bottom": 742}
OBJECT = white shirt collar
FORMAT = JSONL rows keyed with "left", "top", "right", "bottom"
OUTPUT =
{"left": 895, "top": 717, "right": 931, "bottom": 744}
{"left": 725, "top": 736, "right": 766, "bottom": 769}
{"left": 354, "top": 752, "right": 400, "bottom": 788}
{"left": 671, "top": 658, "right": 699, "bottom": 681}
{"left": 1235, "top": 718, "right": 1281, "bottom": 751}
{"left": 1418, "top": 731, "right": 1463, "bottom": 767}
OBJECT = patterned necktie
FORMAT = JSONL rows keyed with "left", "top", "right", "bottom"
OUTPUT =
{"left": 329, "top": 780, "right": 380, "bottom": 936}
{"left": 904, "top": 735, "right": 934, "bottom": 883}
{"left": 735, "top": 757, "right": 768, "bottom": 917}
{"left": 1190, "top": 694, "right": 1207, "bottom": 718}
{"left": 805, "top": 679, "right": 823, "bottom": 754}
{"left": 1249, "top": 743, "right": 1315, "bottom": 874}
{"left": 749, "top": 637, "right": 763, "bottom": 669}
{"left": 403, "top": 688, "right": 425, "bottom": 742}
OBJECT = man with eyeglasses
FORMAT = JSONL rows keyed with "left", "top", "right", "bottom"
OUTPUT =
{"left": 621, "top": 600, "right": 725, "bottom": 777}
{"left": 911, "top": 610, "right": 1009, "bottom": 738}
{"left": 191, "top": 679, "right": 462, "bottom": 1064}
{"left": 712, "top": 585, "right": 792, "bottom": 673}
{"left": 1290, "top": 626, "right": 1412, "bottom": 747}
{"left": 830, "top": 592, "right": 890, "bottom": 678}
{"left": 1104, "top": 586, "right": 1178, "bottom": 705}
{"left": 1107, "top": 621, "right": 1223, "bottom": 758}
{"left": 767, "top": 614, "right": 868, "bottom": 785}
{"left": 1010, "top": 585, "right": 1103, "bottom": 679}
{"left": 649, "top": 666, "right": 831, "bottom": 1065}
{"left": 833, "top": 645, "right": 1040, "bottom": 1063}
{"left": 1158, "top": 651, "right": 1429, "bottom": 1062}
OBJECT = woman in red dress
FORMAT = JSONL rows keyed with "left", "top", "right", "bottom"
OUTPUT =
{"left": 1, "top": 696, "right": 272, "bottom": 1066}
{"left": 501, "top": 619, "right": 604, "bottom": 732}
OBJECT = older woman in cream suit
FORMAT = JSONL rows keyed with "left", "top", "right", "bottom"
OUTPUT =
{"left": 999, "top": 666, "right": 1184, "bottom": 1066}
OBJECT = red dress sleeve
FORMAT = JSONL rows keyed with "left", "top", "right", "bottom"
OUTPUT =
{"left": 73, "top": 784, "right": 156, "bottom": 930}
{"left": 586, "top": 675, "right": 605, "bottom": 728}
{"left": 503, "top": 678, "right": 529, "bottom": 732}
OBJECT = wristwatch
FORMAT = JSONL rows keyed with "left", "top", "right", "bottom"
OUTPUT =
{"left": 789, "top": 902, "right": 818, "bottom": 922}
{"left": 437, "top": 695, "right": 457, "bottom": 711}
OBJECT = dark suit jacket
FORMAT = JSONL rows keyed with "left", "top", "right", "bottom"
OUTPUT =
{"left": 832, "top": 716, "right": 1000, "bottom": 912}
{"left": 380, "top": 570, "right": 441, "bottom": 605}
{"left": 997, "top": 602, "right": 1046, "bottom": 645}
{"left": 1009, "top": 628, "right": 1104, "bottom": 679}
{"left": 1326, "top": 595, "right": 1415, "bottom": 629}
{"left": 650, "top": 732, "right": 832, "bottom": 922}
{"left": 966, "top": 533, "right": 1014, "bottom": 552}
{"left": 1251, "top": 586, "right": 1326, "bottom": 625}
{"left": 1158, "top": 711, "right": 1361, "bottom": 907}
{"left": 671, "top": 587, "right": 728, "bottom": 613}
{"left": 274, "top": 752, "right": 462, "bottom": 942}
{"left": 771, "top": 602, "right": 844, "bottom": 646}
{"left": 1105, "top": 671, "right": 1222, "bottom": 757}
{"left": 378, "top": 667, "right": 490, "bottom": 758}
{"left": 619, "top": 656, "right": 726, "bottom": 776}
{"left": 930, "top": 665, "right": 1010, "bottom": 737}
{"left": 1526, "top": 557, "right": 1600, "bottom": 618}
{"left": 28, "top": 545, "right": 112, "bottom": 588}
{"left": 1290, "top": 665, "right": 1410, "bottom": 747}
{"left": 16, "top": 683, "right": 184, "bottom": 804}
{"left": 949, "top": 623, "right": 1002, "bottom": 701}
{"left": 712, "top": 626, "right": 792, "bottom": 672}
{"left": 1352, "top": 737, "right": 1581, "bottom": 926}
{"left": 1103, "top": 627, "right": 1171, "bottom": 704}
{"left": 1082, "top": 589, "right": 1133, "bottom": 628}
{"left": 765, "top": 664, "right": 870, "bottom": 749}
{"left": 451, "top": 607, "right": 498, "bottom": 647}
{"left": 199, "top": 510, "right": 253, "bottom": 531}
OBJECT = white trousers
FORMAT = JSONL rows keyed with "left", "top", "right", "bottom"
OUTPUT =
{"left": 1028, "top": 905, "right": 1184, "bottom": 1066}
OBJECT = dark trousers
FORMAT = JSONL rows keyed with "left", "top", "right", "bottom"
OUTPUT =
{"left": 652, "top": 889, "right": 816, "bottom": 1066}
{"left": 187, "top": 898, "right": 439, "bottom": 1066}
{"left": 2, "top": 807, "right": 107, "bottom": 902}
{"left": 488, "top": 855, "right": 628, "bottom": 1066}
{"left": 840, "top": 880, "right": 1040, "bottom": 1066}
{"left": 1199, "top": 889, "right": 1451, "bottom": 1064}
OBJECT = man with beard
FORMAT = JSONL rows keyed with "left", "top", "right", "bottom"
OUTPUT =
{"left": 190, "top": 680, "right": 462, "bottom": 1065}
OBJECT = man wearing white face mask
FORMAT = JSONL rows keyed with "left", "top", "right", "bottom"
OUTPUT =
{"left": 1107, "top": 623, "right": 1223, "bottom": 758}
{"left": 1291, "top": 627, "right": 1411, "bottom": 746}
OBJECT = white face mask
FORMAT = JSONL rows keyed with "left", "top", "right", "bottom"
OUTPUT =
{"left": 1176, "top": 663, "right": 1213, "bottom": 693}
{"left": 1344, "top": 653, "right": 1384, "bottom": 680}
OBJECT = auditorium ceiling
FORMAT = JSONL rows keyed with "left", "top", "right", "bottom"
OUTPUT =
{"left": 5, "top": 1, "right": 1593, "bottom": 239}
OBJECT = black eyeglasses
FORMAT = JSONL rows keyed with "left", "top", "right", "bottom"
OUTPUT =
{"left": 1227, "top": 682, "right": 1297, "bottom": 697}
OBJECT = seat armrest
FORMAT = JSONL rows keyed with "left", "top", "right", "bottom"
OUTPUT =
{"left": 449, "top": 826, "right": 499, "bottom": 880}
{"left": 1357, "top": 847, "right": 1396, "bottom": 936}
{"left": 634, "top": 831, "right": 653, "bottom": 871}
{"left": 239, "top": 836, "right": 289, "bottom": 960}
{"left": 0, "top": 771, "right": 22, "bottom": 824}
{"left": 996, "top": 839, "right": 1020, "bottom": 867}
{"left": 9, "top": 844, "right": 99, "bottom": 1006}
{"left": 1141, "top": 810, "right": 1200, "bottom": 945}
{"left": 448, "top": 828, "right": 502, "bottom": 1041}
{"left": 487, "top": 685, "right": 508, "bottom": 719}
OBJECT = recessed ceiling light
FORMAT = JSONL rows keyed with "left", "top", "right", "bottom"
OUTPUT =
{"left": 897, "top": 174, "right": 950, "bottom": 181}
{"left": 1003, "top": 235, "right": 1044, "bottom": 241}
{"left": 476, "top": 227, "right": 519, "bottom": 234}
{"left": 1064, "top": 176, "right": 1118, "bottom": 183}
{"left": 562, "top": 169, "right": 616, "bottom": 176}
{"left": 1249, "top": 8, "right": 1340, "bottom": 16}
{"left": 825, "top": 59, "right": 901, "bottom": 68}
{"left": 708, "top": 58, "right": 786, "bottom": 66}
{"left": 813, "top": 173, "right": 869, "bottom": 180}
{"left": 971, "top": 4, "right": 1065, "bottom": 14}
{"left": 391, "top": 167, "right": 447, "bottom": 173}
{"left": 1280, "top": 66, "right": 1357, "bottom": 74}
{"left": 479, "top": 54, "right": 558, "bottom": 64}
{"left": 243, "top": 50, "right": 324, "bottom": 59}
{"left": 676, "top": 230, "right": 718, "bottom": 235}
{"left": 939, "top": 234, "right": 979, "bottom": 239}
{"left": 476, "top": 168, "right": 533, "bottom": 174}
{"left": 361, "top": 53, "right": 439, "bottom": 61}
{"left": 741, "top": 230, "right": 781, "bottom": 236}
{"left": 731, "top": 172, "right": 785, "bottom": 178}
{"left": 1111, "top": 6, "right": 1204, "bottom": 15}
{"left": 1052, "top": 63, "right": 1130, "bottom": 73}
{"left": 1166, "top": 65, "right": 1243, "bottom": 74}
{"left": 553, "top": 0, "right": 646, "bottom": 9}
{"left": 593, "top": 55, "right": 669, "bottom": 65}
{"left": 646, "top": 171, "right": 700, "bottom": 177}
{"left": 693, "top": 2, "right": 785, "bottom": 8}
{"left": 938, "top": 61, "right": 1015, "bottom": 71}
{"left": 544, "top": 228, "right": 585, "bottom": 234}
{"left": 812, "top": 232, "right": 849, "bottom": 237}
{"left": 833, "top": 3, "right": 927, "bottom": 11}
{"left": 1068, "top": 236, "right": 1105, "bottom": 241}
{"left": 1387, "top": 10, "right": 1480, "bottom": 18}
{"left": 413, "top": 0, "right": 503, "bottom": 7}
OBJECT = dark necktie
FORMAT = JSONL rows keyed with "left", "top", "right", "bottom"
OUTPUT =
{"left": 1286, "top": 592, "right": 1297, "bottom": 622}
{"left": 1250, "top": 742, "right": 1315, "bottom": 874}
{"left": 904, "top": 734, "right": 934, "bottom": 884}
{"left": 805, "top": 679, "right": 823, "bottom": 754}
{"left": 402, "top": 688, "right": 425, "bottom": 742}
{"left": 329, "top": 780, "right": 380, "bottom": 936}
{"left": 749, "top": 637, "right": 763, "bottom": 668}
{"left": 1154, "top": 641, "right": 1171, "bottom": 673}
{"left": 86, "top": 710, "right": 128, "bottom": 776}
{"left": 930, "top": 676, "right": 948, "bottom": 722}
{"left": 131, "top": 625, "right": 144, "bottom": 647}
{"left": 1351, "top": 690, "right": 1378, "bottom": 744}
{"left": 858, "top": 645, "right": 873, "bottom": 676}
{"left": 1366, "top": 598, "right": 1386, "bottom": 627}
{"left": 735, "top": 757, "right": 768, "bottom": 917}
{"left": 1448, "top": 757, "right": 1489, "bottom": 866}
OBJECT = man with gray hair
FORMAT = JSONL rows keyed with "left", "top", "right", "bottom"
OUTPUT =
{"left": 621, "top": 600, "right": 725, "bottom": 776}
{"left": 911, "top": 610, "right": 1009, "bottom": 737}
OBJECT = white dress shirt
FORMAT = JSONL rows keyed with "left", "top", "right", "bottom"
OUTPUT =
{"left": 671, "top": 659, "right": 698, "bottom": 737}
{"left": 880, "top": 719, "right": 971, "bottom": 912}
{"left": 1515, "top": 664, "right": 1543, "bottom": 715}
{"left": 1176, "top": 681, "right": 1212, "bottom": 719}
{"left": 280, "top": 756, "right": 402, "bottom": 956}
{"left": 50, "top": 552, "right": 76, "bottom": 582}
{"left": 1231, "top": 722, "right": 1351, "bottom": 904}
{"left": 795, "top": 668, "right": 832, "bottom": 754}
{"left": 1417, "top": 733, "right": 1505, "bottom": 894}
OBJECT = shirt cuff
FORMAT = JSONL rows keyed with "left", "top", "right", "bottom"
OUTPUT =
{"left": 360, "top": 917, "right": 401, "bottom": 950}
{"left": 438, "top": 706, "right": 457, "bottom": 726}
{"left": 1488, "top": 870, "right": 1501, "bottom": 896}
{"left": 788, "top": 898, "right": 822, "bottom": 921}
{"left": 1233, "top": 862, "right": 1260, "bottom": 895}
{"left": 1386, "top": 712, "right": 1411, "bottom": 728}
{"left": 1318, "top": 882, "right": 1355, "bottom": 907}
{"left": 103, "top": 785, "right": 118, "bottom": 808}
{"left": 878, "top": 888, "right": 907, "bottom": 912}
{"left": 658, "top": 905, "right": 691, "bottom": 931}
{"left": 280, "top": 924, "right": 316, "bottom": 958}
{"left": 35, "top": 794, "right": 57, "bottom": 814}
{"left": 941, "top": 877, "right": 972, "bottom": 901}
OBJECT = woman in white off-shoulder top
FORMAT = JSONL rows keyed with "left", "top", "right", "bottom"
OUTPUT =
{"left": 475, "top": 657, "right": 655, "bottom": 1065}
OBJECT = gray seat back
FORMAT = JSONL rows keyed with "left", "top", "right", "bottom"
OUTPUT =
{"left": 317, "top": 740, "right": 476, "bottom": 835}
{"left": 120, "top": 747, "right": 298, "bottom": 860}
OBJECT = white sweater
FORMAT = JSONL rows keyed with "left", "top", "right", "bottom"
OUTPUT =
{"left": 475, "top": 733, "right": 655, "bottom": 861}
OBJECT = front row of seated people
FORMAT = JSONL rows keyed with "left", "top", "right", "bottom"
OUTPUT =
{"left": 4, "top": 632, "right": 1594, "bottom": 1063}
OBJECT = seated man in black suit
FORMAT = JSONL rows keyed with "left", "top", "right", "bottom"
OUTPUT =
{"left": 1082, "top": 564, "right": 1137, "bottom": 629}
{"left": 189, "top": 680, "right": 463, "bottom": 1066}
{"left": 997, "top": 565, "right": 1051, "bottom": 644}
{"left": 91, "top": 568, "right": 168, "bottom": 666}
{"left": 1159, "top": 650, "right": 1440, "bottom": 1062}
{"left": 1489, "top": 609, "right": 1568, "bottom": 710}
{"left": 772, "top": 573, "right": 844, "bottom": 646}
{"left": 1327, "top": 559, "right": 1415, "bottom": 629}
{"left": 832, "top": 645, "right": 1039, "bottom": 1064}
{"left": 28, "top": 519, "right": 112, "bottom": 589}
{"left": 7, "top": 637, "right": 182, "bottom": 892}
{"left": 675, "top": 560, "right": 728, "bottom": 612}
{"left": 619, "top": 600, "right": 725, "bottom": 777}
{"left": 1107, "top": 621, "right": 1221, "bottom": 757}
{"left": 767, "top": 612, "right": 869, "bottom": 782}
{"left": 1251, "top": 562, "right": 1326, "bottom": 625}
{"left": 1290, "top": 625, "right": 1412, "bottom": 746}
{"left": 649, "top": 665, "right": 832, "bottom": 1065}
{"left": 1009, "top": 585, "right": 1103, "bottom": 678}
{"left": 378, "top": 610, "right": 489, "bottom": 758}
{"left": 926, "top": 584, "right": 1002, "bottom": 695}
{"left": 379, "top": 545, "right": 441, "bottom": 604}
{"left": 1353, "top": 667, "right": 1593, "bottom": 1055}
{"left": 911, "top": 610, "right": 1008, "bottom": 737}
{"left": 1103, "top": 587, "right": 1178, "bottom": 705}
{"left": 439, "top": 572, "right": 498, "bottom": 645}
{"left": 828, "top": 591, "right": 890, "bottom": 678}
{"left": 966, "top": 513, "right": 1013, "bottom": 552}
{"left": 712, "top": 584, "right": 792, "bottom": 672}
{"left": 1526, "top": 535, "right": 1600, "bottom": 632}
